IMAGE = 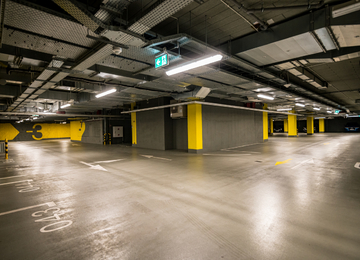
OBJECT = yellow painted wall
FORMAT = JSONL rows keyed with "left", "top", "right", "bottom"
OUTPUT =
{"left": 0, "top": 123, "right": 70, "bottom": 141}
{"left": 131, "top": 103, "right": 137, "bottom": 145}
{"left": 187, "top": 103, "right": 203, "bottom": 150}
{"left": 307, "top": 117, "right": 314, "bottom": 135}
{"left": 0, "top": 123, "right": 19, "bottom": 141}
{"left": 319, "top": 118, "right": 325, "bottom": 132}
{"left": 263, "top": 104, "right": 268, "bottom": 141}
{"left": 31, "top": 123, "right": 70, "bottom": 140}
{"left": 288, "top": 110, "right": 297, "bottom": 137}
{"left": 70, "top": 121, "right": 86, "bottom": 141}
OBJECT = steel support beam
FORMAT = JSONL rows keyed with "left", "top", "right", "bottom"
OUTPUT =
{"left": 218, "top": 8, "right": 360, "bottom": 55}
{"left": 88, "top": 64, "right": 159, "bottom": 82}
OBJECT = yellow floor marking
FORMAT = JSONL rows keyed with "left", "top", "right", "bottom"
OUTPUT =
{"left": 275, "top": 159, "right": 292, "bottom": 166}
{"left": 26, "top": 131, "right": 33, "bottom": 133}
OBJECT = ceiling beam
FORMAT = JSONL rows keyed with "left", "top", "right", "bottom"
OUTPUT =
{"left": 218, "top": 7, "right": 360, "bottom": 55}
{"left": 88, "top": 64, "right": 159, "bottom": 82}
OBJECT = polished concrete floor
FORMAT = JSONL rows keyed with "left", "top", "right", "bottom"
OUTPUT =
{"left": 1, "top": 133, "right": 360, "bottom": 260}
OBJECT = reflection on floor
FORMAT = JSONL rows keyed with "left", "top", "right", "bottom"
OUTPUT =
{"left": 1, "top": 133, "right": 360, "bottom": 259}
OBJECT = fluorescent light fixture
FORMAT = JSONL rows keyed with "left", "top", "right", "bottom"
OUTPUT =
{"left": 61, "top": 104, "right": 71, "bottom": 108}
{"left": 348, "top": 115, "right": 360, "bottom": 117}
{"left": 95, "top": 88, "right": 117, "bottom": 98}
{"left": 257, "top": 94, "right": 274, "bottom": 100}
{"left": 315, "top": 117, "right": 326, "bottom": 119}
{"left": 332, "top": 0, "right": 360, "bottom": 18}
{"left": 314, "top": 28, "right": 336, "bottom": 51}
{"left": 313, "top": 107, "right": 321, "bottom": 110}
{"left": 98, "top": 72, "right": 119, "bottom": 79}
{"left": 277, "top": 108, "right": 292, "bottom": 111}
{"left": 327, "top": 110, "right": 332, "bottom": 113}
{"left": 33, "top": 117, "right": 38, "bottom": 120}
{"left": 166, "top": 54, "right": 223, "bottom": 76}
{"left": 295, "top": 103, "right": 305, "bottom": 107}
{"left": 44, "top": 112, "right": 56, "bottom": 114}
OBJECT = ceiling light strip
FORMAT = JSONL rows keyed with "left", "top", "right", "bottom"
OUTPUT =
{"left": 166, "top": 55, "right": 223, "bottom": 76}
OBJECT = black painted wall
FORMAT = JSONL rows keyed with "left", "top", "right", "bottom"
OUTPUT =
{"left": 202, "top": 106, "right": 263, "bottom": 151}
{"left": 109, "top": 119, "right": 132, "bottom": 144}
{"left": 325, "top": 117, "right": 360, "bottom": 132}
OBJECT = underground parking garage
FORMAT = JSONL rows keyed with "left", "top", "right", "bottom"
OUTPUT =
{"left": 1, "top": 0, "right": 360, "bottom": 259}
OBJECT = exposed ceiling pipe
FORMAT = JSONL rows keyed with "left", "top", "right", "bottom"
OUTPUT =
{"left": 246, "top": 1, "right": 324, "bottom": 12}
{"left": 220, "top": 0, "right": 258, "bottom": 31}
{"left": 225, "top": 0, "right": 268, "bottom": 30}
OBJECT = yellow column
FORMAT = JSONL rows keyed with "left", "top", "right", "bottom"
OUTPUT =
{"left": 187, "top": 103, "right": 203, "bottom": 152}
{"left": 288, "top": 109, "right": 297, "bottom": 137}
{"left": 270, "top": 117, "right": 274, "bottom": 136}
{"left": 319, "top": 118, "right": 325, "bottom": 133}
{"left": 131, "top": 103, "right": 137, "bottom": 145}
{"left": 284, "top": 119, "right": 288, "bottom": 133}
{"left": 307, "top": 116, "right": 314, "bottom": 135}
{"left": 263, "top": 104, "right": 268, "bottom": 141}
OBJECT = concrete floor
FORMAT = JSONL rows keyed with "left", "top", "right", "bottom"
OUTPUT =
{"left": 1, "top": 133, "right": 360, "bottom": 260}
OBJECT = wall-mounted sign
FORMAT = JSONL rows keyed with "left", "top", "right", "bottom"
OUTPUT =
{"left": 155, "top": 53, "right": 169, "bottom": 69}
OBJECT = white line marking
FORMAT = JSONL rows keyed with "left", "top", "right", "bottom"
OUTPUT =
{"left": 0, "top": 202, "right": 56, "bottom": 216}
{"left": 79, "top": 161, "right": 93, "bottom": 167}
{"left": 0, "top": 175, "right": 26, "bottom": 180}
{"left": 291, "top": 158, "right": 314, "bottom": 169}
{"left": 79, "top": 161, "right": 108, "bottom": 172}
{"left": 140, "top": 155, "right": 172, "bottom": 161}
{"left": 0, "top": 180, "right": 33, "bottom": 186}
{"left": 92, "top": 159, "right": 124, "bottom": 164}
{"left": 355, "top": 162, "right": 360, "bottom": 170}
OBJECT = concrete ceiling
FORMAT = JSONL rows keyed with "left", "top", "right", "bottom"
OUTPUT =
{"left": 0, "top": 0, "right": 360, "bottom": 122}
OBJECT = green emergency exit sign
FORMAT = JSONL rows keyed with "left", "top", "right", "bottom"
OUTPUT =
{"left": 155, "top": 53, "right": 169, "bottom": 69}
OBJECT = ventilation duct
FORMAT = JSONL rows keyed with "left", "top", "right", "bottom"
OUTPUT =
{"left": 171, "top": 86, "right": 211, "bottom": 100}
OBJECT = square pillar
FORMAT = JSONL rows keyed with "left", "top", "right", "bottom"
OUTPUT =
{"left": 288, "top": 109, "right": 297, "bottom": 137}
{"left": 187, "top": 103, "right": 203, "bottom": 153}
{"left": 307, "top": 116, "right": 314, "bottom": 135}
{"left": 284, "top": 119, "right": 288, "bottom": 133}
{"left": 269, "top": 117, "right": 274, "bottom": 136}
{"left": 263, "top": 104, "right": 268, "bottom": 141}
{"left": 319, "top": 118, "right": 325, "bottom": 133}
{"left": 131, "top": 103, "right": 137, "bottom": 145}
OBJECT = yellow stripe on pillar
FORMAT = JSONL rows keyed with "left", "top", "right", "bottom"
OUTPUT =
{"left": 131, "top": 103, "right": 137, "bottom": 145}
{"left": 270, "top": 117, "right": 274, "bottom": 136}
{"left": 319, "top": 118, "right": 325, "bottom": 133}
{"left": 284, "top": 119, "right": 288, "bottom": 133}
{"left": 307, "top": 116, "right": 314, "bottom": 135}
{"left": 187, "top": 103, "right": 203, "bottom": 152}
{"left": 263, "top": 104, "right": 268, "bottom": 141}
{"left": 288, "top": 109, "right": 297, "bottom": 137}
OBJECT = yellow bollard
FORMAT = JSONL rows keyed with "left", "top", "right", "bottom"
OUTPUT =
{"left": 108, "top": 133, "right": 111, "bottom": 145}
{"left": 5, "top": 138, "right": 8, "bottom": 160}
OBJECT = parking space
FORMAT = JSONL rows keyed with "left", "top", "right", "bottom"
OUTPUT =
{"left": 1, "top": 134, "right": 360, "bottom": 259}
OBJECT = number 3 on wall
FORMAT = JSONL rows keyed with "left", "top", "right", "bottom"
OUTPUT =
{"left": 32, "top": 124, "right": 43, "bottom": 140}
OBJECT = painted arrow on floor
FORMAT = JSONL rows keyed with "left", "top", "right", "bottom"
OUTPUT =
{"left": 275, "top": 159, "right": 292, "bottom": 166}
{"left": 79, "top": 161, "right": 107, "bottom": 172}
{"left": 355, "top": 162, "right": 360, "bottom": 169}
{"left": 140, "top": 155, "right": 172, "bottom": 161}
